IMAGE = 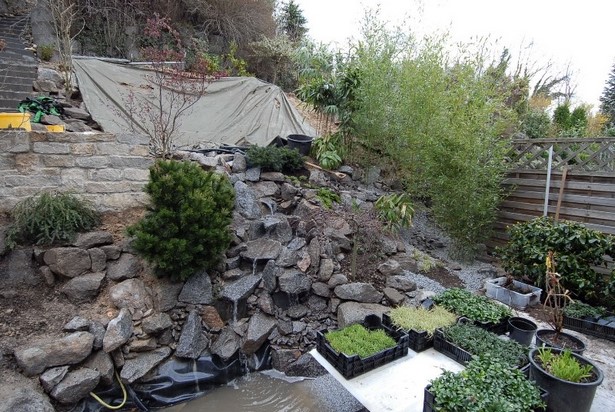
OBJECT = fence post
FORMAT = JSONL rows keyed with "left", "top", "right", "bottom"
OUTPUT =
{"left": 543, "top": 145, "right": 553, "bottom": 217}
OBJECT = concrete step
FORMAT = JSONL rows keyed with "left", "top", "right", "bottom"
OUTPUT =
{"left": 0, "top": 90, "right": 35, "bottom": 101}
{"left": 0, "top": 50, "right": 37, "bottom": 62}
{"left": 0, "top": 82, "right": 33, "bottom": 93}
{"left": 0, "top": 65, "right": 38, "bottom": 78}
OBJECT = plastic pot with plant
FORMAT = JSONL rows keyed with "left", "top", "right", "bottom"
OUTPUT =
{"left": 433, "top": 288, "right": 512, "bottom": 333}
{"left": 425, "top": 354, "right": 546, "bottom": 412}
{"left": 529, "top": 347, "right": 603, "bottom": 412}
{"left": 384, "top": 306, "right": 457, "bottom": 352}
{"left": 537, "top": 252, "right": 586, "bottom": 354}
{"left": 435, "top": 322, "right": 529, "bottom": 368}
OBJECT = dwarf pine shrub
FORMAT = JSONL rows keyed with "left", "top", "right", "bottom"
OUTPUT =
{"left": 127, "top": 160, "right": 235, "bottom": 280}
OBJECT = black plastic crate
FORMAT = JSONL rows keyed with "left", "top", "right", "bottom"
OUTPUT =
{"left": 316, "top": 317, "right": 409, "bottom": 379}
{"left": 382, "top": 313, "right": 433, "bottom": 352}
{"left": 563, "top": 314, "right": 615, "bottom": 342}
{"left": 432, "top": 329, "right": 473, "bottom": 365}
{"left": 473, "top": 316, "right": 509, "bottom": 335}
{"left": 424, "top": 384, "right": 549, "bottom": 412}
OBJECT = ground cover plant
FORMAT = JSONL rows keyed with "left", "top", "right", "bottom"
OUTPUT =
{"left": 440, "top": 323, "right": 529, "bottom": 367}
{"left": 430, "top": 354, "right": 544, "bottom": 412}
{"left": 388, "top": 306, "right": 456, "bottom": 337}
{"left": 127, "top": 160, "right": 235, "bottom": 280}
{"left": 5, "top": 191, "right": 100, "bottom": 249}
{"left": 564, "top": 302, "right": 607, "bottom": 319}
{"left": 534, "top": 348, "right": 593, "bottom": 383}
{"left": 325, "top": 324, "right": 396, "bottom": 358}
{"left": 434, "top": 288, "right": 512, "bottom": 324}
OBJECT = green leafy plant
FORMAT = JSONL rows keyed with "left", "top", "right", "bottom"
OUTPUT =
{"left": 325, "top": 324, "right": 396, "bottom": 358}
{"left": 311, "top": 134, "right": 343, "bottom": 170}
{"left": 6, "top": 191, "right": 100, "bottom": 249}
{"left": 37, "top": 44, "right": 55, "bottom": 61}
{"left": 127, "top": 160, "right": 235, "bottom": 280}
{"left": 316, "top": 187, "right": 340, "bottom": 209}
{"left": 374, "top": 193, "right": 413, "bottom": 232}
{"left": 388, "top": 306, "right": 456, "bottom": 337}
{"left": 535, "top": 348, "right": 593, "bottom": 383}
{"left": 441, "top": 323, "right": 529, "bottom": 367}
{"left": 430, "top": 354, "right": 544, "bottom": 412}
{"left": 496, "top": 217, "right": 615, "bottom": 306}
{"left": 433, "top": 288, "right": 512, "bottom": 324}
{"left": 564, "top": 301, "right": 607, "bottom": 319}
{"left": 245, "top": 145, "right": 305, "bottom": 172}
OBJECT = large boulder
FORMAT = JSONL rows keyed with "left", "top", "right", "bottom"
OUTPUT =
{"left": 278, "top": 271, "right": 312, "bottom": 295}
{"left": 241, "top": 239, "right": 282, "bottom": 261}
{"left": 336, "top": 302, "right": 389, "bottom": 328}
{"left": 39, "top": 366, "right": 69, "bottom": 392}
{"left": 106, "top": 253, "right": 142, "bottom": 281}
{"left": 334, "top": 283, "right": 383, "bottom": 303}
{"left": 50, "top": 368, "right": 100, "bottom": 404}
{"left": 44, "top": 248, "right": 91, "bottom": 278}
{"left": 15, "top": 332, "right": 94, "bottom": 376}
{"left": 377, "top": 260, "right": 403, "bottom": 277}
{"left": 120, "top": 347, "right": 171, "bottom": 383}
{"left": 103, "top": 308, "right": 133, "bottom": 353}
{"left": 0, "top": 380, "right": 54, "bottom": 412}
{"left": 385, "top": 275, "right": 417, "bottom": 292}
{"left": 0, "top": 248, "right": 41, "bottom": 286}
{"left": 73, "top": 231, "right": 114, "bottom": 249}
{"left": 210, "top": 327, "right": 241, "bottom": 360}
{"left": 60, "top": 272, "right": 105, "bottom": 302}
{"left": 142, "top": 313, "right": 173, "bottom": 335}
{"left": 234, "top": 181, "right": 262, "bottom": 219}
{"left": 178, "top": 270, "right": 213, "bottom": 305}
{"left": 175, "top": 310, "right": 208, "bottom": 359}
{"left": 109, "top": 278, "right": 154, "bottom": 310}
{"left": 242, "top": 312, "right": 277, "bottom": 355}
{"left": 82, "top": 351, "right": 115, "bottom": 386}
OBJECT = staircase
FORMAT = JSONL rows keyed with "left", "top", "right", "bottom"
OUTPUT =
{"left": 0, "top": 14, "right": 37, "bottom": 112}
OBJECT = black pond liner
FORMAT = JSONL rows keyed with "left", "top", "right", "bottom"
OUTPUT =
{"left": 72, "top": 344, "right": 271, "bottom": 412}
{"left": 563, "top": 314, "right": 615, "bottom": 342}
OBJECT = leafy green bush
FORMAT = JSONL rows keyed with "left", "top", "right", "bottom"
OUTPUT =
{"left": 245, "top": 145, "right": 304, "bottom": 172}
{"left": 37, "top": 44, "right": 54, "bottom": 62}
{"left": 127, "top": 160, "right": 235, "bottom": 280}
{"left": 374, "top": 193, "right": 413, "bottom": 232}
{"left": 496, "top": 217, "right": 615, "bottom": 306}
{"left": 311, "top": 134, "right": 343, "bottom": 170}
{"left": 325, "top": 324, "right": 396, "bottom": 358}
{"left": 430, "top": 355, "right": 544, "bottom": 412}
{"left": 6, "top": 191, "right": 100, "bottom": 248}
{"left": 522, "top": 109, "right": 552, "bottom": 138}
{"left": 433, "top": 288, "right": 512, "bottom": 324}
{"left": 441, "top": 323, "right": 529, "bottom": 366}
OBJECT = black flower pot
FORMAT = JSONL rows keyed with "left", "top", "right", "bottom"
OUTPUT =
{"left": 508, "top": 316, "right": 537, "bottom": 346}
{"left": 529, "top": 348, "right": 603, "bottom": 412}
{"left": 535, "top": 329, "right": 586, "bottom": 355}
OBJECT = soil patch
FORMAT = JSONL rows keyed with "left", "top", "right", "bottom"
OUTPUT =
{"left": 425, "top": 266, "right": 464, "bottom": 289}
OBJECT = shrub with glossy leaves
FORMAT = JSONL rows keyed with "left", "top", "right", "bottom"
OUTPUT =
{"left": 127, "top": 160, "right": 235, "bottom": 280}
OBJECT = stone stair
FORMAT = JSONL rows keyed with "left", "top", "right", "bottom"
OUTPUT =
{"left": 0, "top": 14, "right": 37, "bottom": 112}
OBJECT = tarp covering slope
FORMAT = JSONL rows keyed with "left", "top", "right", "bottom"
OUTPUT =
{"left": 72, "top": 58, "right": 315, "bottom": 148}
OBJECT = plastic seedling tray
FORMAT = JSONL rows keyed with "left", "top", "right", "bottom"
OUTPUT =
{"left": 432, "top": 329, "right": 473, "bottom": 366}
{"left": 485, "top": 277, "right": 542, "bottom": 310}
{"left": 382, "top": 313, "right": 433, "bottom": 352}
{"left": 563, "top": 314, "right": 615, "bottom": 342}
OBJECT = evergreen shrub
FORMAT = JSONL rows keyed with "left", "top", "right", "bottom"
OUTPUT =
{"left": 245, "top": 145, "right": 304, "bottom": 172}
{"left": 127, "top": 160, "right": 235, "bottom": 280}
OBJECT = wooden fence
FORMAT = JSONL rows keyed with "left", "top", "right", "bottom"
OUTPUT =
{"left": 490, "top": 138, "right": 615, "bottom": 250}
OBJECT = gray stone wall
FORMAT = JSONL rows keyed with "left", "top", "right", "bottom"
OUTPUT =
{"left": 0, "top": 131, "right": 153, "bottom": 212}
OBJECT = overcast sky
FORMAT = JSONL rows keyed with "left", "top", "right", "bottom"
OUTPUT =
{"left": 294, "top": 0, "right": 615, "bottom": 110}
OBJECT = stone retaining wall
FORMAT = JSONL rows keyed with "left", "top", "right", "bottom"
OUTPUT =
{"left": 0, "top": 131, "right": 153, "bottom": 211}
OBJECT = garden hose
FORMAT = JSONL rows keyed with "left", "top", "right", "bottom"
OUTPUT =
{"left": 89, "top": 370, "right": 127, "bottom": 410}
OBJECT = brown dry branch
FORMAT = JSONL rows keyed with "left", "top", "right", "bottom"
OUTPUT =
{"left": 543, "top": 251, "right": 573, "bottom": 337}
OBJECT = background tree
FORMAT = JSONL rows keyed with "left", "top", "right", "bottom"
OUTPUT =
{"left": 599, "top": 62, "right": 615, "bottom": 127}
{"left": 277, "top": 0, "right": 307, "bottom": 42}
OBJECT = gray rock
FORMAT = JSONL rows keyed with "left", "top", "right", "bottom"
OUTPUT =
{"left": 120, "top": 347, "right": 171, "bottom": 384}
{"left": 0, "top": 382, "right": 55, "bottom": 412}
{"left": 260, "top": 172, "right": 285, "bottom": 181}
{"left": 271, "top": 348, "right": 301, "bottom": 372}
{"left": 89, "top": 248, "right": 107, "bottom": 272}
{"left": 61, "top": 272, "right": 105, "bottom": 302}
{"left": 378, "top": 259, "right": 403, "bottom": 276}
{"left": 337, "top": 302, "right": 389, "bottom": 328}
{"left": 107, "top": 253, "right": 142, "bottom": 281}
{"left": 109, "top": 278, "right": 154, "bottom": 310}
{"left": 386, "top": 275, "right": 417, "bottom": 292}
{"left": 129, "top": 338, "right": 158, "bottom": 352}
{"left": 279, "top": 271, "right": 312, "bottom": 295}
{"left": 232, "top": 154, "right": 247, "bottom": 172}
{"left": 15, "top": 332, "right": 94, "bottom": 376}
{"left": 381, "top": 237, "right": 399, "bottom": 255}
{"left": 33, "top": 80, "right": 59, "bottom": 93}
{"left": 63, "top": 316, "right": 91, "bottom": 332}
{"left": 65, "top": 120, "right": 93, "bottom": 133}
{"left": 38, "top": 67, "right": 64, "bottom": 84}
{"left": 153, "top": 279, "right": 183, "bottom": 312}
{"left": 383, "top": 287, "right": 405, "bottom": 306}
{"left": 311, "top": 282, "right": 330, "bottom": 297}
{"left": 263, "top": 215, "right": 293, "bottom": 244}
{"left": 142, "top": 313, "right": 173, "bottom": 335}
{"left": 40, "top": 266, "right": 55, "bottom": 286}
{"left": 339, "top": 165, "right": 354, "bottom": 176}
{"left": 334, "top": 283, "right": 383, "bottom": 303}
{"left": 219, "top": 274, "right": 262, "bottom": 302}
{"left": 89, "top": 321, "right": 106, "bottom": 350}
{"left": 286, "top": 353, "right": 328, "bottom": 377}
{"left": 82, "top": 351, "right": 114, "bottom": 386}
{"left": 103, "top": 308, "right": 133, "bottom": 353}
{"left": 286, "top": 304, "right": 309, "bottom": 319}
{"left": 292, "top": 321, "right": 306, "bottom": 333}
{"left": 234, "top": 181, "right": 262, "bottom": 219}
{"left": 245, "top": 167, "right": 261, "bottom": 182}
{"left": 40, "top": 366, "right": 69, "bottom": 392}
{"left": 178, "top": 270, "right": 213, "bottom": 305}
{"left": 253, "top": 181, "right": 280, "bottom": 198}
{"left": 416, "top": 290, "right": 437, "bottom": 302}
{"left": 287, "top": 237, "right": 306, "bottom": 251}
{"left": 101, "top": 245, "right": 122, "bottom": 260}
{"left": 73, "top": 231, "right": 114, "bottom": 249}
{"left": 328, "top": 273, "right": 348, "bottom": 288}
{"left": 242, "top": 312, "right": 277, "bottom": 355}
{"left": 176, "top": 310, "right": 208, "bottom": 359}
{"left": 41, "top": 114, "right": 65, "bottom": 125}
{"left": 241, "top": 239, "right": 282, "bottom": 261}
{"left": 277, "top": 247, "right": 299, "bottom": 267}
{"left": 307, "top": 295, "right": 328, "bottom": 311}
{"left": 257, "top": 293, "right": 275, "bottom": 315}
{"left": 51, "top": 368, "right": 100, "bottom": 404}
{"left": 210, "top": 327, "right": 241, "bottom": 360}
{"left": 63, "top": 106, "right": 91, "bottom": 120}
{"left": 1, "top": 248, "right": 42, "bottom": 286}
{"left": 223, "top": 268, "right": 243, "bottom": 280}
{"left": 280, "top": 182, "right": 298, "bottom": 200}
{"left": 308, "top": 238, "right": 321, "bottom": 271}
{"left": 318, "top": 259, "right": 335, "bottom": 281}
{"left": 201, "top": 306, "right": 225, "bottom": 332}
{"left": 44, "top": 247, "right": 91, "bottom": 277}
{"left": 261, "top": 260, "right": 277, "bottom": 292}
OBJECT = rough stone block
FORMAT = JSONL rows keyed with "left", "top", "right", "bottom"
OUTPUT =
{"left": 75, "top": 156, "right": 111, "bottom": 169}
{"left": 32, "top": 142, "right": 70, "bottom": 154}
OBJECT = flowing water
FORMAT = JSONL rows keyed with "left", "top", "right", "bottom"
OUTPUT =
{"left": 163, "top": 370, "right": 322, "bottom": 412}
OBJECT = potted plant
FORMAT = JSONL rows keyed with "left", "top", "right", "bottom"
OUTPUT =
{"left": 426, "top": 354, "right": 546, "bottom": 412}
{"left": 485, "top": 274, "right": 542, "bottom": 310}
{"left": 434, "top": 322, "right": 529, "bottom": 368}
{"left": 529, "top": 347, "right": 604, "bottom": 412}
{"left": 536, "top": 252, "right": 586, "bottom": 354}
{"left": 383, "top": 305, "right": 457, "bottom": 352}
{"left": 433, "top": 288, "right": 512, "bottom": 334}
{"left": 316, "top": 315, "right": 409, "bottom": 379}
{"left": 508, "top": 316, "right": 538, "bottom": 347}
{"left": 563, "top": 301, "right": 615, "bottom": 342}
